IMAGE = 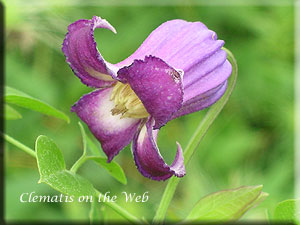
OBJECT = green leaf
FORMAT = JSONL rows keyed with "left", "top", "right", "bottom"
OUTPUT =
{"left": 243, "top": 191, "right": 269, "bottom": 213}
{"left": 5, "top": 86, "right": 70, "bottom": 123}
{"left": 89, "top": 156, "right": 127, "bottom": 185}
{"left": 36, "top": 135, "right": 66, "bottom": 177}
{"left": 185, "top": 185, "right": 267, "bottom": 222}
{"left": 41, "top": 170, "right": 96, "bottom": 197}
{"left": 36, "top": 135, "right": 96, "bottom": 197}
{"left": 5, "top": 104, "right": 22, "bottom": 120}
{"left": 274, "top": 199, "right": 300, "bottom": 224}
{"left": 5, "top": 86, "right": 31, "bottom": 97}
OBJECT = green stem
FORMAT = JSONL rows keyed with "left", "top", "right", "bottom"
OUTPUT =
{"left": 69, "top": 122, "right": 89, "bottom": 173}
{"left": 70, "top": 156, "right": 106, "bottom": 174}
{"left": 95, "top": 190, "right": 143, "bottom": 224}
{"left": 153, "top": 48, "right": 238, "bottom": 224}
{"left": 70, "top": 153, "right": 88, "bottom": 173}
{"left": 4, "top": 133, "right": 36, "bottom": 158}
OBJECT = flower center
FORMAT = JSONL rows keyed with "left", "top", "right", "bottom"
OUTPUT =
{"left": 110, "top": 82, "right": 149, "bottom": 119}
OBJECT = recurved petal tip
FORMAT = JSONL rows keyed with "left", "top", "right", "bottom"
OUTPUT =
{"left": 62, "top": 16, "right": 117, "bottom": 88}
{"left": 132, "top": 119, "right": 186, "bottom": 181}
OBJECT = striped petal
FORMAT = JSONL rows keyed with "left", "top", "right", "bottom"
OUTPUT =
{"left": 172, "top": 81, "right": 228, "bottom": 119}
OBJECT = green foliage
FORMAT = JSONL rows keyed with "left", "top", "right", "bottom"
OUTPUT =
{"left": 5, "top": 86, "right": 70, "bottom": 123}
{"left": 36, "top": 135, "right": 66, "bottom": 176}
{"left": 274, "top": 199, "right": 300, "bottom": 224}
{"left": 185, "top": 185, "right": 268, "bottom": 222}
{"left": 40, "top": 170, "right": 97, "bottom": 198}
{"left": 89, "top": 157, "right": 127, "bottom": 185}
{"left": 36, "top": 135, "right": 96, "bottom": 197}
{"left": 35, "top": 135, "right": 141, "bottom": 223}
{"left": 5, "top": 104, "right": 22, "bottom": 120}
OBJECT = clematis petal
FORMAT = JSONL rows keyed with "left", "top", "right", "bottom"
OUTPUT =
{"left": 71, "top": 88, "right": 141, "bottom": 162}
{"left": 132, "top": 119, "right": 185, "bottom": 181}
{"left": 116, "top": 19, "right": 225, "bottom": 81}
{"left": 183, "top": 59, "right": 232, "bottom": 102}
{"left": 172, "top": 81, "right": 228, "bottom": 119}
{"left": 115, "top": 19, "right": 230, "bottom": 118}
{"left": 182, "top": 49, "right": 228, "bottom": 88}
{"left": 118, "top": 56, "right": 183, "bottom": 129}
{"left": 62, "top": 16, "right": 118, "bottom": 88}
{"left": 171, "top": 59, "right": 231, "bottom": 119}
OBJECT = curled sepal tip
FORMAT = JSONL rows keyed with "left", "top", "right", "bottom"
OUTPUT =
{"left": 132, "top": 119, "right": 186, "bottom": 181}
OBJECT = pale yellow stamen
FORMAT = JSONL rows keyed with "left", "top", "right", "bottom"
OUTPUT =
{"left": 85, "top": 67, "right": 115, "bottom": 81}
{"left": 110, "top": 82, "right": 149, "bottom": 119}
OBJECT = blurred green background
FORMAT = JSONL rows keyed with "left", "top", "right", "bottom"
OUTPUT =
{"left": 4, "top": 0, "right": 295, "bottom": 222}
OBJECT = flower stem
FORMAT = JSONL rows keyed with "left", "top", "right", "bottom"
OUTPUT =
{"left": 152, "top": 47, "right": 238, "bottom": 224}
{"left": 3, "top": 133, "right": 36, "bottom": 158}
{"left": 70, "top": 153, "right": 88, "bottom": 173}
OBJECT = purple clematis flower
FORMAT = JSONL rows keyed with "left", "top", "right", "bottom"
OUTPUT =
{"left": 62, "top": 16, "right": 232, "bottom": 181}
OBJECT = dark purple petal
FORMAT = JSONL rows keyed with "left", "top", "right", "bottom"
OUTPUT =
{"left": 62, "top": 16, "right": 118, "bottom": 88}
{"left": 118, "top": 56, "right": 183, "bottom": 129}
{"left": 132, "top": 119, "right": 185, "bottom": 181}
{"left": 172, "top": 81, "right": 228, "bottom": 119}
{"left": 71, "top": 88, "right": 141, "bottom": 162}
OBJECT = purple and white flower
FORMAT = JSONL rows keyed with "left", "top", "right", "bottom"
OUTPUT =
{"left": 62, "top": 16, "right": 232, "bottom": 181}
